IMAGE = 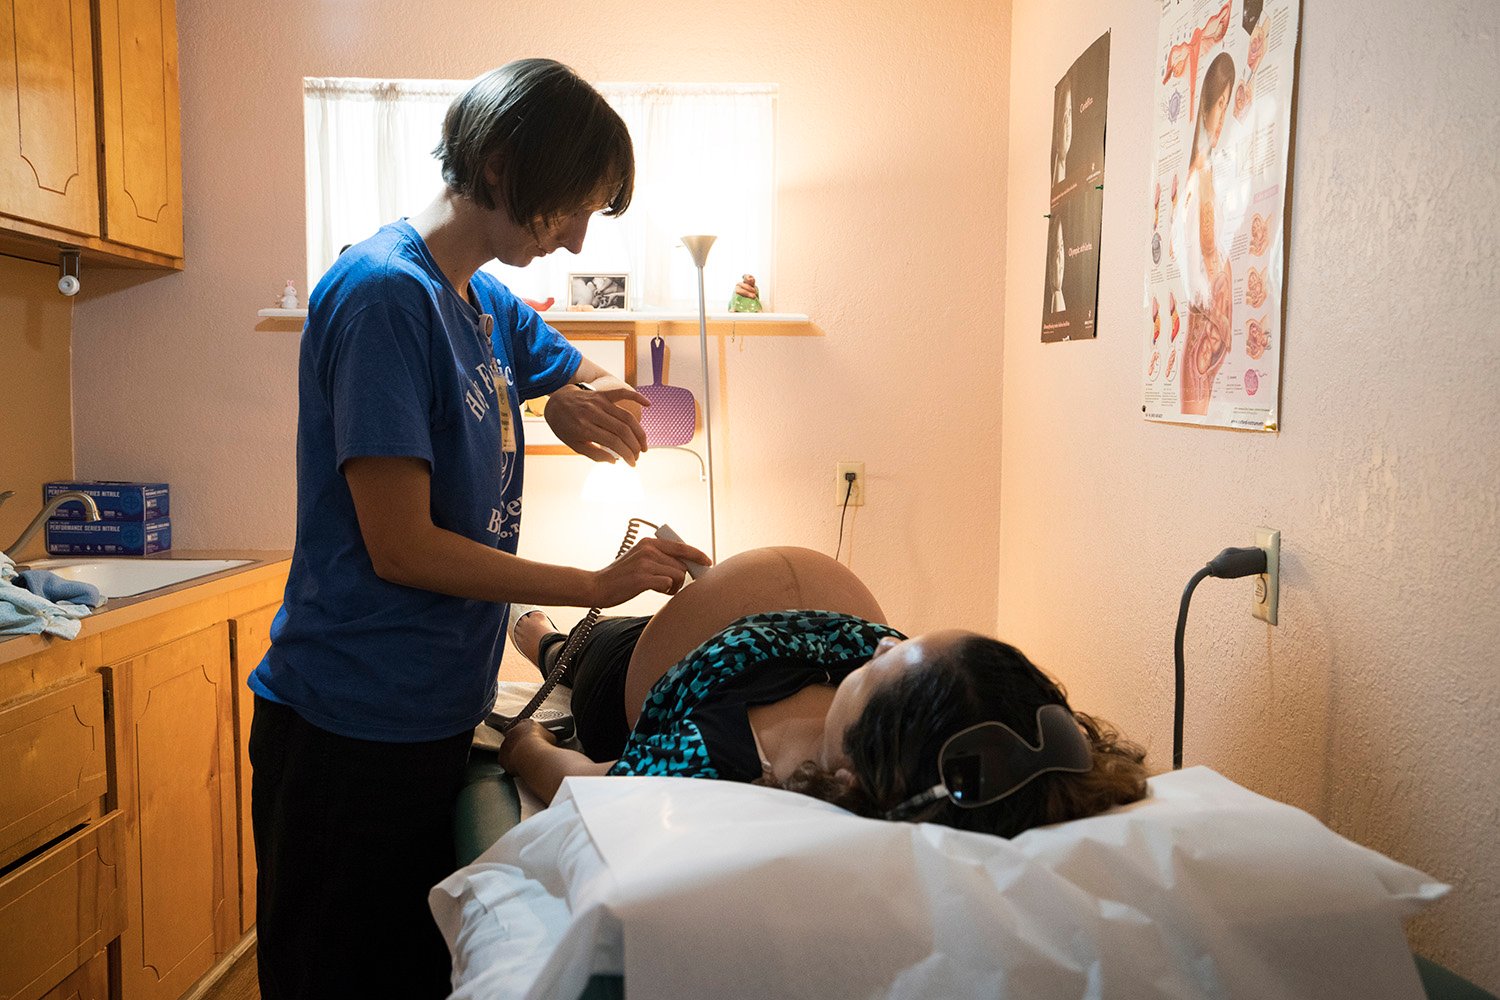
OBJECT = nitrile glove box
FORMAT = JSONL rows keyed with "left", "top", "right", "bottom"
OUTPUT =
{"left": 45, "top": 481, "right": 170, "bottom": 521}
{"left": 45, "top": 518, "right": 172, "bottom": 555}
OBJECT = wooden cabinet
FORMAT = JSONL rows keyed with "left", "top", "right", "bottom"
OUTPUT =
{"left": 107, "top": 623, "right": 239, "bottom": 1000}
{"left": 0, "top": 670, "right": 122, "bottom": 1000}
{"left": 0, "top": 0, "right": 183, "bottom": 268}
{"left": 0, "top": 674, "right": 108, "bottom": 866}
{"left": 96, "top": 0, "right": 183, "bottom": 258}
{"left": 228, "top": 604, "right": 277, "bottom": 934}
{"left": 0, "top": 557, "right": 289, "bottom": 1000}
{"left": 0, "top": 0, "right": 100, "bottom": 239}
{"left": 0, "top": 812, "right": 125, "bottom": 1000}
{"left": 38, "top": 950, "right": 109, "bottom": 1000}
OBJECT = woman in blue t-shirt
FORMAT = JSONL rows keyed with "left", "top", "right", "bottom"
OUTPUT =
{"left": 247, "top": 60, "right": 708, "bottom": 1000}
{"left": 500, "top": 547, "right": 1148, "bottom": 841}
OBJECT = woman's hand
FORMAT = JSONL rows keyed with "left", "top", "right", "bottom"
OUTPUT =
{"left": 543, "top": 383, "right": 650, "bottom": 465}
{"left": 590, "top": 536, "right": 713, "bottom": 607}
{"left": 496, "top": 718, "right": 616, "bottom": 804}
{"left": 496, "top": 718, "right": 557, "bottom": 772}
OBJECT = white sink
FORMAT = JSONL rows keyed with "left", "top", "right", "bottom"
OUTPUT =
{"left": 20, "top": 558, "right": 253, "bottom": 598}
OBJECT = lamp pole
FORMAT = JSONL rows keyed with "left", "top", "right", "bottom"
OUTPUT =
{"left": 680, "top": 234, "right": 718, "bottom": 562}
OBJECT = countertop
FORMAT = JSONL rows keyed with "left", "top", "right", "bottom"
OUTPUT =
{"left": 0, "top": 550, "right": 291, "bottom": 668}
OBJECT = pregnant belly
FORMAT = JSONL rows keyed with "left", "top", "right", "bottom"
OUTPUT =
{"left": 623, "top": 547, "right": 887, "bottom": 727}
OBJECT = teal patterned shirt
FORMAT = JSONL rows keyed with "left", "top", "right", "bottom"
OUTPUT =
{"left": 608, "top": 610, "right": 904, "bottom": 781}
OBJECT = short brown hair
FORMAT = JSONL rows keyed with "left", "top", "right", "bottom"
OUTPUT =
{"left": 434, "top": 59, "right": 634, "bottom": 227}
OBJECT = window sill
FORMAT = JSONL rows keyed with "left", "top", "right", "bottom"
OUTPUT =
{"left": 255, "top": 308, "right": 818, "bottom": 336}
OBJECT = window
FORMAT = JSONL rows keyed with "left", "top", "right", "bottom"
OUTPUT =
{"left": 304, "top": 78, "right": 777, "bottom": 311}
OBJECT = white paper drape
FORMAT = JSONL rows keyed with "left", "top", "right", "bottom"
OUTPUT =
{"left": 304, "top": 78, "right": 776, "bottom": 310}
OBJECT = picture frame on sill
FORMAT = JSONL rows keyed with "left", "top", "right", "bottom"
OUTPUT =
{"left": 568, "top": 273, "right": 629, "bottom": 311}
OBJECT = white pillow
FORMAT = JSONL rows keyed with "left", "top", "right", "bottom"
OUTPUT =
{"left": 432, "top": 767, "right": 1446, "bottom": 1000}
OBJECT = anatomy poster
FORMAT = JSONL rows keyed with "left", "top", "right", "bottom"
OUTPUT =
{"left": 1143, "top": 0, "right": 1298, "bottom": 429}
{"left": 1042, "top": 32, "right": 1110, "bottom": 343}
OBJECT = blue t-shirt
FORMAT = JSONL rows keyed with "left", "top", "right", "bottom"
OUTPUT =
{"left": 249, "top": 220, "right": 581, "bottom": 742}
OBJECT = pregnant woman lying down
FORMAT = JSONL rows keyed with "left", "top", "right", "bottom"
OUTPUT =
{"left": 498, "top": 547, "right": 1147, "bottom": 837}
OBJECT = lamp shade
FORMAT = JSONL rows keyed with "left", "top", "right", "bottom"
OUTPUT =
{"left": 680, "top": 234, "right": 716, "bottom": 268}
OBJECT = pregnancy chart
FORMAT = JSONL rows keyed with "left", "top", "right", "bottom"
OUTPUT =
{"left": 1142, "top": 0, "right": 1299, "bottom": 429}
{"left": 1042, "top": 32, "right": 1110, "bottom": 344}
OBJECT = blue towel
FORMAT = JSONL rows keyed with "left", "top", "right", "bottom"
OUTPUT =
{"left": 0, "top": 554, "right": 98, "bottom": 639}
{"left": 14, "top": 569, "right": 106, "bottom": 609}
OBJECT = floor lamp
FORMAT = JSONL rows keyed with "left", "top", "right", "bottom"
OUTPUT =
{"left": 680, "top": 234, "right": 718, "bottom": 562}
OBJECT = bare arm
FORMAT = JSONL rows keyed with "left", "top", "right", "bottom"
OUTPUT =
{"left": 572, "top": 356, "right": 641, "bottom": 414}
{"left": 497, "top": 720, "right": 615, "bottom": 805}
{"left": 543, "top": 356, "right": 650, "bottom": 464}
{"left": 343, "top": 455, "right": 709, "bottom": 606}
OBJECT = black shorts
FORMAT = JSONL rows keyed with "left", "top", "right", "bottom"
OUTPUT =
{"left": 538, "top": 615, "right": 650, "bottom": 761}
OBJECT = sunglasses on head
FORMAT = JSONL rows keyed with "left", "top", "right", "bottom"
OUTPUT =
{"left": 886, "top": 704, "right": 1093, "bottom": 820}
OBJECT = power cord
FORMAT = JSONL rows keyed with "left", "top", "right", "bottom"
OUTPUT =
{"left": 834, "top": 472, "right": 857, "bottom": 562}
{"left": 1173, "top": 546, "right": 1269, "bottom": 770}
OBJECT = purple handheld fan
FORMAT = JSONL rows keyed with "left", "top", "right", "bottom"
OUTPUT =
{"left": 637, "top": 336, "right": 696, "bottom": 446}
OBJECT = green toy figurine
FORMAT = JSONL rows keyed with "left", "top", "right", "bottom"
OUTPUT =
{"left": 729, "top": 273, "right": 763, "bottom": 313}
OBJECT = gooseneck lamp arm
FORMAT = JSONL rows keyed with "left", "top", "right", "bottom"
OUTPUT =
{"left": 680, "top": 235, "right": 718, "bottom": 563}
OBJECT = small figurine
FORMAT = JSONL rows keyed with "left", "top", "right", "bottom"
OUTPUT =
{"left": 278, "top": 280, "right": 299, "bottom": 310}
{"left": 728, "top": 274, "right": 763, "bottom": 313}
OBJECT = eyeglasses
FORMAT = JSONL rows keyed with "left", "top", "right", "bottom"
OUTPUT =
{"left": 886, "top": 704, "right": 1093, "bottom": 820}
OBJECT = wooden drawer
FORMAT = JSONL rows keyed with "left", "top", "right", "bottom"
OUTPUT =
{"left": 39, "top": 948, "right": 107, "bottom": 1000}
{"left": 0, "top": 810, "right": 125, "bottom": 1000}
{"left": 0, "top": 675, "right": 108, "bottom": 868}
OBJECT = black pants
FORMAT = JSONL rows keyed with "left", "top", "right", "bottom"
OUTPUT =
{"left": 249, "top": 696, "right": 472, "bottom": 1000}
{"left": 538, "top": 615, "right": 650, "bottom": 762}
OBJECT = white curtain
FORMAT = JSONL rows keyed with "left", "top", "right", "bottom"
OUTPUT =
{"left": 304, "top": 78, "right": 777, "bottom": 311}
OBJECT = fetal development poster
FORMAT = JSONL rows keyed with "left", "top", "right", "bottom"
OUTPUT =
{"left": 1042, "top": 32, "right": 1110, "bottom": 343}
{"left": 1142, "top": 0, "right": 1299, "bottom": 429}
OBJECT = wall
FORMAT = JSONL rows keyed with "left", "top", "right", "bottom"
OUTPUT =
{"left": 69, "top": 0, "right": 1011, "bottom": 638}
{"left": 998, "top": 0, "right": 1498, "bottom": 988}
{"left": 0, "top": 256, "right": 74, "bottom": 560}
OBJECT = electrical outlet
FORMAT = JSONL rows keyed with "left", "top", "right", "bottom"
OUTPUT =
{"left": 1252, "top": 527, "right": 1280, "bottom": 625}
{"left": 835, "top": 462, "right": 865, "bottom": 506}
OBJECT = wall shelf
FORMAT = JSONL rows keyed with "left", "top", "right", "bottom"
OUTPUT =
{"left": 255, "top": 308, "right": 818, "bottom": 336}
{"left": 540, "top": 310, "right": 809, "bottom": 323}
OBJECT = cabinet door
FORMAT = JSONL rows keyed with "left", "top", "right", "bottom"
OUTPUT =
{"left": 95, "top": 0, "right": 182, "bottom": 257}
{"left": 108, "top": 624, "right": 239, "bottom": 1000}
{"left": 228, "top": 604, "right": 277, "bottom": 934}
{"left": 0, "top": 0, "right": 101, "bottom": 237}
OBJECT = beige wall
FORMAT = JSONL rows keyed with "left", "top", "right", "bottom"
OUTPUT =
{"left": 70, "top": 0, "right": 1010, "bottom": 636}
{"left": 0, "top": 256, "right": 74, "bottom": 560}
{"left": 61, "top": 0, "right": 1497, "bottom": 984}
{"left": 998, "top": 0, "right": 1499, "bottom": 988}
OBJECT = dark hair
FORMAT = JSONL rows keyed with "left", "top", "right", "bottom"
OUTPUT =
{"left": 433, "top": 59, "right": 634, "bottom": 229}
{"left": 1189, "top": 52, "right": 1236, "bottom": 166}
{"left": 762, "top": 635, "right": 1148, "bottom": 838}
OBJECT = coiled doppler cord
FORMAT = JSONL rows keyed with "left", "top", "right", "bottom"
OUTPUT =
{"left": 492, "top": 517, "right": 659, "bottom": 733}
